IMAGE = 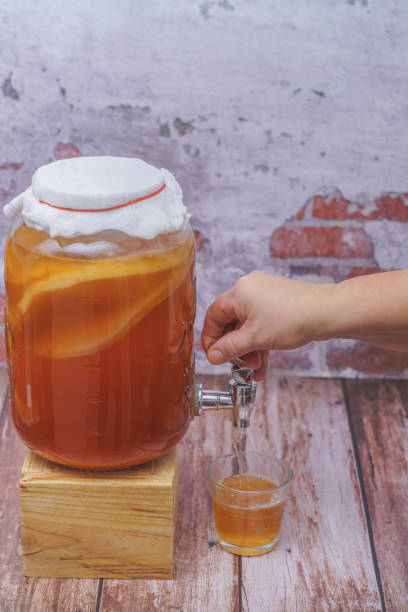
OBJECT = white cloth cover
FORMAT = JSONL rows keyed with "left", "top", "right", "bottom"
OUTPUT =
{"left": 4, "top": 156, "right": 188, "bottom": 239}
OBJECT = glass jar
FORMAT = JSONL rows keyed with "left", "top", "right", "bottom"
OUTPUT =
{"left": 4, "top": 157, "right": 196, "bottom": 469}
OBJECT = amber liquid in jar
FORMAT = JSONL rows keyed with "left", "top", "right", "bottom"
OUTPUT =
{"left": 211, "top": 475, "right": 286, "bottom": 555}
{"left": 5, "top": 224, "right": 195, "bottom": 469}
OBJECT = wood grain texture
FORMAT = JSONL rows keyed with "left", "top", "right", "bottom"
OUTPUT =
{"left": 2, "top": 372, "right": 406, "bottom": 611}
{"left": 0, "top": 377, "right": 99, "bottom": 611}
{"left": 20, "top": 449, "right": 178, "bottom": 579}
{"left": 99, "top": 375, "right": 239, "bottom": 612}
{"left": 346, "top": 379, "right": 408, "bottom": 612}
{"left": 240, "top": 376, "right": 382, "bottom": 612}
{"left": 22, "top": 446, "right": 178, "bottom": 479}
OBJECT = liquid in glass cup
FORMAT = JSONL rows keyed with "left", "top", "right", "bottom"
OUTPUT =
{"left": 208, "top": 452, "right": 293, "bottom": 556}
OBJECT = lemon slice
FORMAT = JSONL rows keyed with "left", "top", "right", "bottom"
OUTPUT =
{"left": 47, "top": 263, "right": 189, "bottom": 359}
{"left": 17, "top": 239, "right": 194, "bottom": 359}
{"left": 17, "top": 243, "right": 190, "bottom": 316}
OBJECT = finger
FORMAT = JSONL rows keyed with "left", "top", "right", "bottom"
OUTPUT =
{"left": 201, "top": 292, "right": 238, "bottom": 353}
{"left": 241, "top": 350, "right": 263, "bottom": 371}
{"left": 254, "top": 349, "right": 270, "bottom": 381}
{"left": 207, "top": 323, "right": 256, "bottom": 365}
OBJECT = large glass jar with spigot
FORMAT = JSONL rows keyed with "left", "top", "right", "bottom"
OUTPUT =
{"left": 4, "top": 156, "right": 195, "bottom": 470}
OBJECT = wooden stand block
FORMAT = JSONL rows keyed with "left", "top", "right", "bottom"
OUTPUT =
{"left": 19, "top": 448, "right": 178, "bottom": 579}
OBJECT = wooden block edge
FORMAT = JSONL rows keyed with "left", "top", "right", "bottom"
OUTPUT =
{"left": 21, "top": 447, "right": 178, "bottom": 484}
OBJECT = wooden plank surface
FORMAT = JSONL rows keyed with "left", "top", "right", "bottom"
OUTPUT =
{"left": 0, "top": 370, "right": 100, "bottom": 612}
{"left": 345, "top": 379, "right": 408, "bottom": 612}
{"left": 99, "top": 375, "right": 239, "bottom": 612}
{"left": 2, "top": 372, "right": 407, "bottom": 611}
{"left": 240, "top": 376, "right": 382, "bottom": 612}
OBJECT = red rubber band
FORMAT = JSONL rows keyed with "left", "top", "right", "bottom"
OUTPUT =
{"left": 39, "top": 183, "right": 166, "bottom": 212}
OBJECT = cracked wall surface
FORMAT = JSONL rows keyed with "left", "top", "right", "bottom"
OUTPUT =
{"left": 1, "top": 0, "right": 408, "bottom": 376}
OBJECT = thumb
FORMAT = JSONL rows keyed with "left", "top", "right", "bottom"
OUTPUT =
{"left": 207, "top": 325, "right": 255, "bottom": 365}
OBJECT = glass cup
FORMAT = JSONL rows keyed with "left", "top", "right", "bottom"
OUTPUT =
{"left": 208, "top": 452, "right": 293, "bottom": 556}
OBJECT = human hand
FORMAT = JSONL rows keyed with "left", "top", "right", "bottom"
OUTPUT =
{"left": 201, "top": 271, "right": 333, "bottom": 380}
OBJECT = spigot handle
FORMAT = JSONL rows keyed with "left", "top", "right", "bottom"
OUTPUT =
{"left": 229, "top": 357, "right": 256, "bottom": 428}
{"left": 231, "top": 357, "right": 254, "bottom": 386}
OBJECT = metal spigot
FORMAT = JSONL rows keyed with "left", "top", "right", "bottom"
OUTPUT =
{"left": 193, "top": 357, "right": 257, "bottom": 428}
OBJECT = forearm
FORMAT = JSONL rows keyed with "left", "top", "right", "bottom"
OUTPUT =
{"left": 322, "top": 271, "right": 408, "bottom": 351}
{"left": 202, "top": 270, "right": 408, "bottom": 371}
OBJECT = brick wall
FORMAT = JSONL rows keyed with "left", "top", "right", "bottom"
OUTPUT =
{"left": 3, "top": 154, "right": 408, "bottom": 380}
{"left": 2, "top": 1, "right": 408, "bottom": 378}
{"left": 264, "top": 191, "right": 408, "bottom": 378}
{"left": 191, "top": 186, "right": 408, "bottom": 378}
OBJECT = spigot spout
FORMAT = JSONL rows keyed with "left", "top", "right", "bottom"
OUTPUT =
{"left": 194, "top": 386, "right": 233, "bottom": 415}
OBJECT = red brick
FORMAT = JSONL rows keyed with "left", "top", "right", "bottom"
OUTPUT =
{"left": 326, "top": 341, "right": 408, "bottom": 375}
{"left": 53, "top": 142, "right": 81, "bottom": 160}
{"left": 313, "top": 193, "right": 408, "bottom": 221}
{"left": 295, "top": 205, "right": 307, "bottom": 220}
{"left": 269, "top": 345, "right": 313, "bottom": 370}
{"left": 193, "top": 229, "right": 206, "bottom": 251}
{"left": 313, "top": 195, "right": 351, "bottom": 220}
{"left": 270, "top": 226, "right": 374, "bottom": 258}
{"left": 374, "top": 194, "right": 408, "bottom": 221}
{"left": 0, "top": 161, "right": 22, "bottom": 171}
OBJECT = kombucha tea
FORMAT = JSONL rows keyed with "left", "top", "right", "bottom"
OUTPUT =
{"left": 5, "top": 223, "right": 195, "bottom": 469}
{"left": 211, "top": 475, "right": 286, "bottom": 555}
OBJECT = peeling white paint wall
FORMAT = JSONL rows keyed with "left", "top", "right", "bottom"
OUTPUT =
{"left": 1, "top": 0, "right": 407, "bottom": 373}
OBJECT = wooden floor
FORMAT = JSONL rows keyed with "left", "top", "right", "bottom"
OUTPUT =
{"left": 1, "top": 372, "right": 407, "bottom": 612}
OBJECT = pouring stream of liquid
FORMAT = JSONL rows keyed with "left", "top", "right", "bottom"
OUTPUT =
{"left": 230, "top": 357, "right": 254, "bottom": 478}
{"left": 232, "top": 425, "right": 245, "bottom": 476}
